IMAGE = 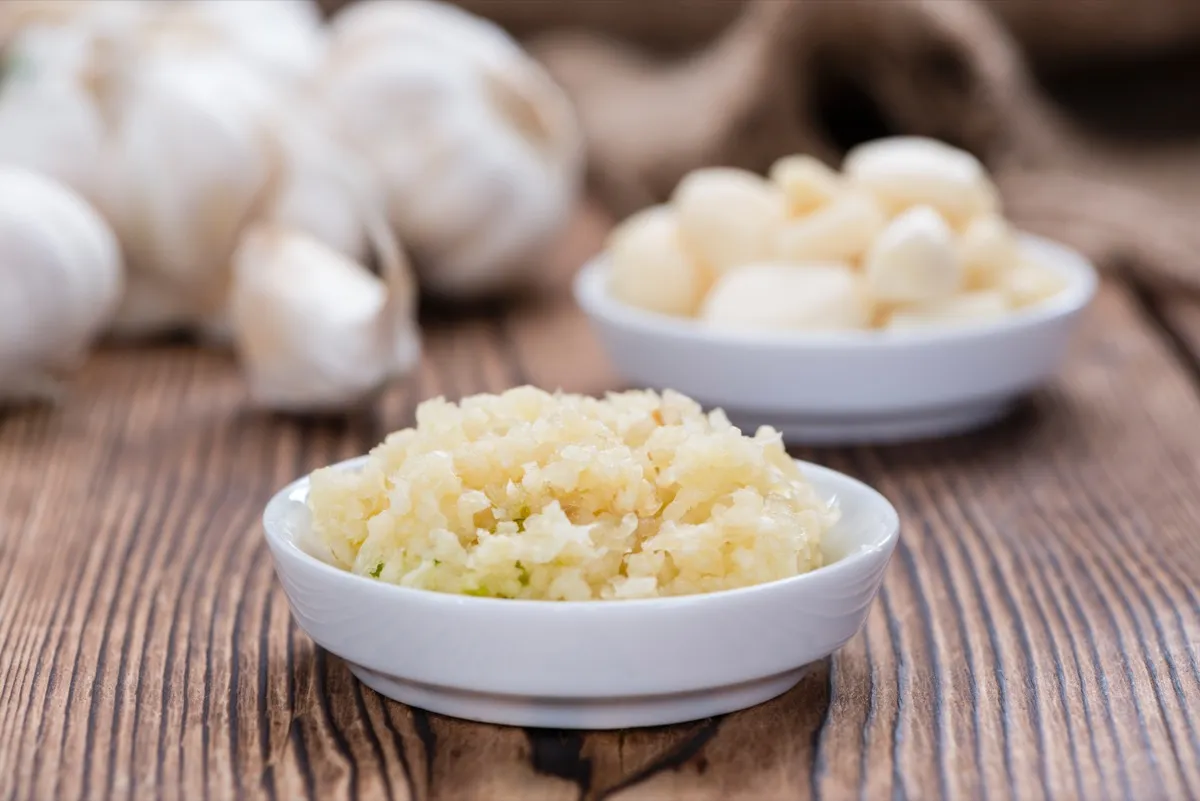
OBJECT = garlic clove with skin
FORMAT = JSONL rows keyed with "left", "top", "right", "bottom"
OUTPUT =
{"left": 0, "top": 166, "right": 122, "bottom": 403}
{"left": 229, "top": 210, "right": 420, "bottom": 414}
{"left": 320, "top": 0, "right": 585, "bottom": 298}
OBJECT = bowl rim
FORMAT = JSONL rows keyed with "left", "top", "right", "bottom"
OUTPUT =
{"left": 263, "top": 455, "right": 901, "bottom": 611}
{"left": 573, "top": 231, "right": 1098, "bottom": 349}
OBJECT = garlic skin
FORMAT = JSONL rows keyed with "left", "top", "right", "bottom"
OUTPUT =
{"left": 770, "top": 155, "right": 842, "bottom": 217}
{"left": 0, "top": 24, "right": 111, "bottom": 205}
{"left": 958, "top": 214, "right": 1019, "bottom": 289}
{"left": 775, "top": 192, "right": 886, "bottom": 265}
{"left": 673, "top": 168, "right": 786, "bottom": 273}
{"left": 267, "top": 104, "right": 377, "bottom": 263}
{"left": 865, "top": 206, "right": 961, "bottom": 304}
{"left": 0, "top": 1, "right": 151, "bottom": 48}
{"left": 166, "top": 0, "right": 327, "bottom": 87}
{"left": 886, "top": 290, "right": 1010, "bottom": 330}
{"left": 97, "top": 49, "right": 281, "bottom": 338}
{"left": 0, "top": 166, "right": 122, "bottom": 402}
{"left": 844, "top": 136, "right": 999, "bottom": 227}
{"left": 230, "top": 223, "right": 420, "bottom": 413}
{"left": 320, "top": 0, "right": 585, "bottom": 298}
{"left": 701, "top": 262, "right": 870, "bottom": 332}
{"left": 607, "top": 205, "right": 709, "bottom": 317}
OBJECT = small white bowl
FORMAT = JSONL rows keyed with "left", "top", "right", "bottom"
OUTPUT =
{"left": 263, "top": 455, "right": 899, "bottom": 730}
{"left": 574, "top": 234, "right": 1098, "bottom": 444}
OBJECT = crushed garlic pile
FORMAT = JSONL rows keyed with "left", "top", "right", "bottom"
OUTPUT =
{"left": 306, "top": 386, "right": 834, "bottom": 600}
{"left": 607, "top": 136, "right": 1068, "bottom": 332}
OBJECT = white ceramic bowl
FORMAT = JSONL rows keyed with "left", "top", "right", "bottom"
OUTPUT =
{"left": 574, "top": 234, "right": 1098, "bottom": 444}
{"left": 263, "top": 455, "right": 899, "bottom": 730}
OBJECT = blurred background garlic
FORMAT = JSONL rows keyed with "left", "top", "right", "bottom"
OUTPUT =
{"left": 230, "top": 211, "right": 420, "bottom": 413}
{"left": 94, "top": 46, "right": 282, "bottom": 339}
{"left": 0, "top": 0, "right": 586, "bottom": 413}
{"left": 0, "top": 24, "right": 112, "bottom": 205}
{"left": 319, "top": 0, "right": 585, "bottom": 298}
{"left": 0, "top": 166, "right": 122, "bottom": 403}
{"left": 163, "top": 0, "right": 327, "bottom": 88}
{"left": 0, "top": 0, "right": 151, "bottom": 49}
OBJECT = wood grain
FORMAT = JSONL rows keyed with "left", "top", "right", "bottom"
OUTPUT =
{"left": 2, "top": 203, "right": 1200, "bottom": 801}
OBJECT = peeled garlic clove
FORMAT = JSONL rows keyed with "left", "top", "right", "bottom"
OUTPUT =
{"left": 0, "top": 166, "right": 122, "bottom": 402}
{"left": 1004, "top": 258, "right": 1069, "bottom": 308}
{"left": 844, "top": 136, "right": 999, "bottom": 227}
{"left": 886, "top": 290, "right": 1010, "bottom": 331}
{"left": 700, "top": 262, "right": 870, "bottom": 332}
{"left": 865, "top": 205, "right": 961, "bottom": 304}
{"left": 769, "top": 155, "right": 842, "bottom": 216}
{"left": 607, "top": 205, "right": 709, "bottom": 317}
{"left": 230, "top": 223, "right": 420, "bottom": 414}
{"left": 775, "top": 192, "right": 886, "bottom": 264}
{"left": 320, "top": 0, "right": 584, "bottom": 298}
{"left": 673, "top": 168, "right": 786, "bottom": 273}
{"left": 958, "top": 214, "right": 1019, "bottom": 290}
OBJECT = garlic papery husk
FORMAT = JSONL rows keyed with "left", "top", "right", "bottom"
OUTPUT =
{"left": 266, "top": 105, "right": 378, "bottom": 263}
{"left": 0, "top": 166, "right": 122, "bottom": 403}
{"left": 0, "top": 1, "right": 152, "bottom": 49}
{"left": 320, "top": 0, "right": 585, "bottom": 298}
{"left": 0, "top": 24, "right": 112, "bottom": 204}
{"left": 229, "top": 208, "right": 421, "bottom": 414}
{"left": 147, "top": 0, "right": 326, "bottom": 88}
{"left": 97, "top": 48, "right": 283, "bottom": 339}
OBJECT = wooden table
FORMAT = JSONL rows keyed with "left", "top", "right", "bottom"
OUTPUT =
{"left": 2, "top": 202, "right": 1199, "bottom": 801}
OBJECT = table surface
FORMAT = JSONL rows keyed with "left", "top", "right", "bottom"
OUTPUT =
{"left": 2, "top": 201, "right": 1199, "bottom": 801}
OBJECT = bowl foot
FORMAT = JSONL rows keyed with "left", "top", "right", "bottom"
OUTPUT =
{"left": 348, "top": 663, "right": 809, "bottom": 729}
{"left": 724, "top": 396, "right": 1015, "bottom": 445}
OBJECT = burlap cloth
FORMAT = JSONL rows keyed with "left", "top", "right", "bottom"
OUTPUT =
{"left": 319, "top": 0, "right": 1200, "bottom": 295}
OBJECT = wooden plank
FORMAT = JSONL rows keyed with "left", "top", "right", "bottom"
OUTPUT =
{"left": 2, "top": 204, "right": 1200, "bottom": 800}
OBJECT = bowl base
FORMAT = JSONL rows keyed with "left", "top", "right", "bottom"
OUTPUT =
{"left": 724, "top": 396, "right": 1015, "bottom": 445}
{"left": 348, "top": 663, "right": 810, "bottom": 729}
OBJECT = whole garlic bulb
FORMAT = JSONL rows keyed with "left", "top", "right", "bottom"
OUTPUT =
{"left": 146, "top": 0, "right": 327, "bottom": 88}
{"left": 97, "top": 48, "right": 281, "bottom": 338}
{"left": 319, "top": 0, "right": 585, "bottom": 298}
{"left": 0, "top": 1, "right": 151, "bottom": 48}
{"left": 230, "top": 209, "right": 421, "bottom": 413}
{"left": 0, "top": 166, "right": 122, "bottom": 402}
{"left": 0, "top": 24, "right": 110, "bottom": 204}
